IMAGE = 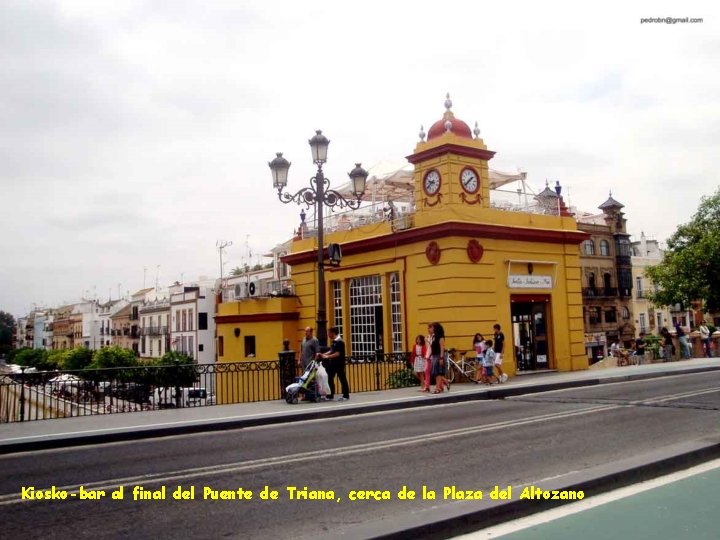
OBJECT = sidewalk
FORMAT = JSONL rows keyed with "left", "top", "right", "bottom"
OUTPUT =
{"left": 2, "top": 358, "right": 719, "bottom": 454}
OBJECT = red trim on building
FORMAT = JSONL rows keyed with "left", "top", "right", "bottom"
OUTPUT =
{"left": 282, "top": 221, "right": 590, "bottom": 265}
{"left": 215, "top": 312, "right": 299, "bottom": 324}
{"left": 406, "top": 143, "right": 496, "bottom": 164}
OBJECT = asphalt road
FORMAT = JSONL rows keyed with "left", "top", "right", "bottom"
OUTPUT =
{"left": 3, "top": 372, "right": 720, "bottom": 539}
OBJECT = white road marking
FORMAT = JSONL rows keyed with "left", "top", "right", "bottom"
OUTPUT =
{"left": 454, "top": 458, "right": 720, "bottom": 539}
{"left": 0, "top": 404, "right": 617, "bottom": 506}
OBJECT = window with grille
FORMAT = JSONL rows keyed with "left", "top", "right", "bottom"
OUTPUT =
{"left": 332, "top": 281, "right": 343, "bottom": 338}
{"left": 349, "top": 275, "right": 382, "bottom": 356}
{"left": 390, "top": 273, "right": 403, "bottom": 352}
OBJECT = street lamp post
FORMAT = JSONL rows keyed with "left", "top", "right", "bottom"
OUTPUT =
{"left": 269, "top": 130, "right": 368, "bottom": 346}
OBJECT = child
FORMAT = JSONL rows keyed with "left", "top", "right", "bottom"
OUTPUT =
{"left": 413, "top": 335, "right": 429, "bottom": 392}
{"left": 472, "top": 333, "right": 485, "bottom": 383}
{"left": 482, "top": 339, "right": 499, "bottom": 385}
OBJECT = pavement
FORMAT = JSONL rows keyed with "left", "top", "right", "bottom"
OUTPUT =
{"left": 2, "top": 357, "right": 719, "bottom": 454}
{"left": 3, "top": 357, "right": 720, "bottom": 539}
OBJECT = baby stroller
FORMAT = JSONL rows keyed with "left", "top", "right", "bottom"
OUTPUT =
{"left": 285, "top": 360, "right": 322, "bottom": 404}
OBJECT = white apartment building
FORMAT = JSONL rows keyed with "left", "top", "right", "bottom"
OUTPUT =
{"left": 169, "top": 282, "right": 216, "bottom": 364}
{"left": 631, "top": 232, "right": 674, "bottom": 336}
{"left": 139, "top": 295, "right": 171, "bottom": 360}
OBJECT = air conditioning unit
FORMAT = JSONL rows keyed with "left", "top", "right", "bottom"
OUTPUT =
{"left": 248, "top": 281, "right": 257, "bottom": 297}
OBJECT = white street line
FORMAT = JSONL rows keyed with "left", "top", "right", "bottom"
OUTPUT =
{"left": 454, "top": 458, "right": 720, "bottom": 539}
{"left": 0, "top": 404, "right": 617, "bottom": 506}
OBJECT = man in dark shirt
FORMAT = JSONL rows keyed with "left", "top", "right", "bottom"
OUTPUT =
{"left": 319, "top": 326, "right": 350, "bottom": 401}
{"left": 493, "top": 323, "right": 508, "bottom": 382}
{"left": 635, "top": 332, "right": 647, "bottom": 363}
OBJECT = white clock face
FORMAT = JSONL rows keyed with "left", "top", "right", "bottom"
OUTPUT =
{"left": 460, "top": 168, "right": 478, "bottom": 193}
{"left": 424, "top": 170, "right": 441, "bottom": 195}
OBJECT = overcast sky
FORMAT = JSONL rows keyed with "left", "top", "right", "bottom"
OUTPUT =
{"left": 1, "top": 0, "right": 718, "bottom": 318}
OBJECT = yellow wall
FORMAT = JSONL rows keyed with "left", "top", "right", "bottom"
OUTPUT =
{"left": 285, "top": 128, "right": 588, "bottom": 374}
{"left": 216, "top": 297, "right": 300, "bottom": 362}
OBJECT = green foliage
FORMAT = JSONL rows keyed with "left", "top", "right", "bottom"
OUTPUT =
{"left": 386, "top": 367, "right": 419, "bottom": 389}
{"left": 62, "top": 347, "right": 94, "bottom": 371}
{"left": 0, "top": 310, "right": 15, "bottom": 355}
{"left": 644, "top": 334, "right": 662, "bottom": 360}
{"left": 152, "top": 351, "right": 198, "bottom": 388}
{"left": 91, "top": 346, "right": 138, "bottom": 370}
{"left": 646, "top": 189, "right": 720, "bottom": 311}
{"left": 13, "top": 347, "right": 57, "bottom": 370}
{"left": 47, "top": 349, "right": 70, "bottom": 369}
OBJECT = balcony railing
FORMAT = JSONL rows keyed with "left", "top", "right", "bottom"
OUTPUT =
{"left": 583, "top": 287, "right": 618, "bottom": 298}
{"left": 142, "top": 326, "right": 168, "bottom": 336}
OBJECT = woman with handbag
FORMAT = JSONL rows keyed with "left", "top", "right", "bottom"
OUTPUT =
{"left": 430, "top": 322, "right": 448, "bottom": 394}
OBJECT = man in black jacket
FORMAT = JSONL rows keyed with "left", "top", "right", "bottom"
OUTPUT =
{"left": 319, "top": 326, "right": 350, "bottom": 401}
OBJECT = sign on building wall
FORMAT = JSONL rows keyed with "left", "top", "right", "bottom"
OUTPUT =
{"left": 508, "top": 275, "right": 553, "bottom": 289}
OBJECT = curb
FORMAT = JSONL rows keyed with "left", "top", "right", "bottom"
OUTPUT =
{"left": 321, "top": 439, "right": 720, "bottom": 539}
{"left": 2, "top": 364, "right": 719, "bottom": 454}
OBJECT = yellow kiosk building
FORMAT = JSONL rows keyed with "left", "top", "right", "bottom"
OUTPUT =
{"left": 217, "top": 97, "right": 590, "bottom": 386}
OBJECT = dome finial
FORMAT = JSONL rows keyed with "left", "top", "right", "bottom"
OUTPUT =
{"left": 473, "top": 121, "right": 480, "bottom": 139}
{"left": 419, "top": 125, "right": 426, "bottom": 141}
{"left": 444, "top": 92, "right": 452, "bottom": 112}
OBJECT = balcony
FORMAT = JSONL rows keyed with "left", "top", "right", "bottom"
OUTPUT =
{"left": 636, "top": 290, "right": 649, "bottom": 299}
{"left": 583, "top": 287, "right": 618, "bottom": 298}
{"left": 142, "top": 326, "right": 168, "bottom": 336}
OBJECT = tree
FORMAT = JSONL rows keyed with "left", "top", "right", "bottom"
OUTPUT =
{"left": 0, "top": 310, "right": 15, "bottom": 355}
{"left": 153, "top": 351, "right": 198, "bottom": 408}
{"left": 13, "top": 348, "right": 57, "bottom": 371}
{"left": 62, "top": 347, "right": 94, "bottom": 371}
{"left": 646, "top": 189, "right": 720, "bottom": 312}
{"left": 90, "top": 346, "right": 138, "bottom": 370}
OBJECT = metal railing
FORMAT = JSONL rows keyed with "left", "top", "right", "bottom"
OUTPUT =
{"left": 0, "top": 352, "right": 415, "bottom": 423}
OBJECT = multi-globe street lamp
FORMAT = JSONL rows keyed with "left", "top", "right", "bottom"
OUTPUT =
{"left": 269, "top": 130, "right": 368, "bottom": 346}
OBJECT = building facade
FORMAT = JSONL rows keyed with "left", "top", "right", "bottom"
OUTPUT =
{"left": 630, "top": 232, "right": 673, "bottom": 337}
{"left": 577, "top": 195, "right": 635, "bottom": 359}
{"left": 169, "top": 284, "right": 216, "bottom": 364}
{"left": 218, "top": 98, "right": 590, "bottom": 374}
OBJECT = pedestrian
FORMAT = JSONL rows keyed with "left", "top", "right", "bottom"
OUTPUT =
{"left": 319, "top": 326, "right": 349, "bottom": 401}
{"left": 424, "top": 324, "right": 434, "bottom": 392}
{"left": 300, "top": 326, "right": 319, "bottom": 370}
{"left": 430, "top": 322, "right": 448, "bottom": 394}
{"left": 472, "top": 333, "right": 485, "bottom": 382}
{"left": 660, "top": 327, "right": 674, "bottom": 362}
{"left": 698, "top": 321, "right": 712, "bottom": 358}
{"left": 493, "top": 323, "right": 508, "bottom": 383}
{"left": 675, "top": 323, "right": 691, "bottom": 359}
{"left": 413, "top": 335, "right": 429, "bottom": 392}
{"left": 481, "top": 339, "right": 499, "bottom": 385}
{"left": 634, "top": 332, "right": 647, "bottom": 364}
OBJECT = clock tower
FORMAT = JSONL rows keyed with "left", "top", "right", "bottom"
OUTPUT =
{"left": 407, "top": 94, "right": 495, "bottom": 223}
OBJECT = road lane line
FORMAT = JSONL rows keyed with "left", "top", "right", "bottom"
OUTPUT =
{"left": 454, "top": 458, "right": 720, "bottom": 539}
{"left": 0, "top": 404, "right": 618, "bottom": 506}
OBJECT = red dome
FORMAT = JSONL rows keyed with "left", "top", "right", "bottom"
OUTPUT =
{"left": 427, "top": 114, "right": 472, "bottom": 140}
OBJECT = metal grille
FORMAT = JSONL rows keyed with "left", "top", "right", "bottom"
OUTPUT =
{"left": 349, "top": 275, "right": 381, "bottom": 356}
{"left": 332, "top": 280, "right": 343, "bottom": 337}
{"left": 390, "top": 272, "right": 403, "bottom": 352}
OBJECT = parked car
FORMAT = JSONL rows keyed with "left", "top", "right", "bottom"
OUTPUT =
{"left": 150, "top": 387, "right": 210, "bottom": 408}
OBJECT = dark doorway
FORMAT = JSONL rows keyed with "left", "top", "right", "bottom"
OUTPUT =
{"left": 511, "top": 296, "right": 551, "bottom": 371}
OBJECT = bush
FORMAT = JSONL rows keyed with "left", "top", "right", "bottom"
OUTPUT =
{"left": 62, "top": 347, "right": 94, "bottom": 371}
{"left": 13, "top": 348, "right": 57, "bottom": 371}
{"left": 386, "top": 367, "right": 419, "bottom": 389}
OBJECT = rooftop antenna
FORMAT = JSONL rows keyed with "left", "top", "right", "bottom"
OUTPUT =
{"left": 217, "top": 239, "right": 233, "bottom": 287}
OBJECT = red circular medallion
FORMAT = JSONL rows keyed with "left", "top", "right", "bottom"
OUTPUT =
{"left": 426, "top": 241, "right": 441, "bottom": 265}
{"left": 467, "top": 239, "right": 484, "bottom": 263}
